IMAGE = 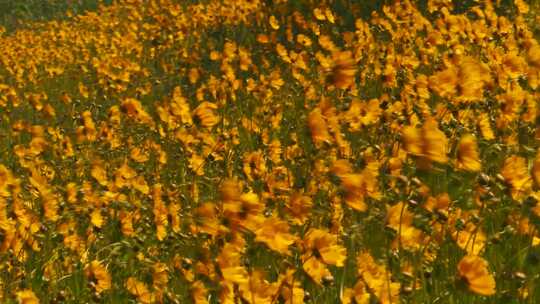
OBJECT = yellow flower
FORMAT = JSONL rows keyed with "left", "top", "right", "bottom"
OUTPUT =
{"left": 501, "top": 155, "right": 532, "bottom": 201}
{"left": 302, "top": 228, "right": 347, "bottom": 284}
{"left": 90, "top": 162, "right": 109, "bottom": 186}
{"left": 402, "top": 118, "right": 448, "bottom": 165}
{"left": 533, "top": 150, "right": 540, "bottom": 187}
{"left": 324, "top": 8, "right": 335, "bottom": 23}
{"left": 130, "top": 147, "right": 149, "bottom": 163}
{"left": 331, "top": 158, "right": 381, "bottom": 212}
{"left": 152, "top": 262, "right": 169, "bottom": 290}
{"left": 0, "top": 165, "right": 15, "bottom": 197}
{"left": 478, "top": 113, "right": 495, "bottom": 140}
{"left": 276, "top": 269, "right": 304, "bottom": 304}
{"left": 269, "top": 15, "right": 280, "bottom": 30}
{"left": 456, "top": 134, "right": 481, "bottom": 172}
{"left": 217, "top": 237, "right": 249, "bottom": 285}
{"left": 429, "top": 57, "right": 491, "bottom": 103}
{"left": 313, "top": 8, "right": 326, "bottom": 21}
{"left": 194, "top": 202, "right": 227, "bottom": 237}
{"left": 402, "top": 126, "right": 423, "bottom": 156}
{"left": 114, "top": 162, "right": 137, "bottom": 189}
{"left": 357, "top": 251, "right": 400, "bottom": 304}
{"left": 515, "top": 0, "right": 529, "bottom": 13}
{"left": 121, "top": 98, "right": 155, "bottom": 127}
{"left": 343, "top": 98, "right": 383, "bottom": 130}
{"left": 238, "top": 270, "right": 279, "bottom": 303}
{"left": 527, "top": 43, "right": 540, "bottom": 68}
{"left": 153, "top": 184, "right": 168, "bottom": 241}
{"left": 424, "top": 193, "right": 451, "bottom": 215}
{"left": 386, "top": 202, "right": 426, "bottom": 250}
{"left": 330, "top": 50, "right": 356, "bottom": 90}
{"left": 131, "top": 175, "right": 149, "bottom": 195}
{"left": 193, "top": 102, "right": 219, "bottom": 128}
{"left": 90, "top": 209, "right": 104, "bottom": 228}
{"left": 286, "top": 192, "right": 312, "bottom": 225}
{"left": 429, "top": 65, "right": 459, "bottom": 98}
{"left": 242, "top": 150, "right": 266, "bottom": 181}
{"left": 422, "top": 119, "right": 449, "bottom": 164}
{"left": 453, "top": 223, "right": 486, "bottom": 255}
{"left": 458, "top": 255, "right": 496, "bottom": 296}
{"left": 308, "top": 108, "right": 332, "bottom": 147}
{"left": 341, "top": 280, "right": 370, "bottom": 304}
{"left": 255, "top": 216, "right": 296, "bottom": 255}
{"left": 126, "top": 277, "right": 155, "bottom": 304}
{"left": 337, "top": 173, "right": 368, "bottom": 211}
{"left": 119, "top": 211, "right": 135, "bottom": 236}
{"left": 192, "top": 280, "right": 209, "bottom": 304}
{"left": 85, "top": 260, "right": 112, "bottom": 293}
{"left": 501, "top": 52, "right": 526, "bottom": 79}
{"left": 78, "top": 82, "right": 89, "bottom": 99}
{"left": 458, "top": 56, "right": 492, "bottom": 102}
{"left": 16, "top": 289, "right": 39, "bottom": 304}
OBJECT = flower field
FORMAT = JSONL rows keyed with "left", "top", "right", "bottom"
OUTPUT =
{"left": 1, "top": 0, "right": 540, "bottom": 303}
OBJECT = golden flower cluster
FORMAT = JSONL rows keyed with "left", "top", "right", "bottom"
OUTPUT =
{"left": 0, "top": 0, "right": 540, "bottom": 303}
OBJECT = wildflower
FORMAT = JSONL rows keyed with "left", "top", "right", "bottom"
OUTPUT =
{"left": 429, "top": 65, "right": 459, "bottom": 98}
{"left": 478, "top": 113, "right": 495, "bottom": 140}
{"left": 402, "top": 118, "right": 448, "bottom": 165}
{"left": 221, "top": 180, "right": 264, "bottom": 233}
{"left": 255, "top": 216, "right": 296, "bottom": 255}
{"left": 501, "top": 52, "right": 526, "bottom": 79}
{"left": 153, "top": 184, "right": 168, "bottom": 240}
{"left": 386, "top": 202, "right": 426, "bottom": 250}
{"left": 424, "top": 193, "right": 451, "bottom": 216}
{"left": 456, "top": 134, "right": 481, "bottom": 172}
{"left": 308, "top": 108, "right": 332, "bottom": 147}
{"left": 194, "top": 202, "right": 226, "bottom": 238}
{"left": 121, "top": 98, "right": 155, "bottom": 127}
{"left": 152, "top": 262, "right": 169, "bottom": 295}
{"left": 242, "top": 150, "right": 266, "bottom": 181}
{"left": 85, "top": 260, "right": 112, "bottom": 293}
{"left": 534, "top": 150, "right": 540, "bottom": 187}
{"left": 343, "top": 98, "right": 382, "bottom": 130}
{"left": 286, "top": 192, "right": 312, "bottom": 225}
{"left": 126, "top": 277, "right": 155, "bottom": 304}
{"left": 130, "top": 147, "right": 149, "bottom": 163}
{"left": 313, "top": 8, "right": 326, "bottom": 21}
{"left": 458, "top": 255, "right": 496, "bottom": 296}
{"left": 90, "top": 162, "right": 109, "bottom": 186}
{"left": 330, "top": 50, "right": 356, "bottom": 89}
{"left": 217, "top": 236, "right": 249, "bottom": 285}
{"left": 501, "top": 155, "right": 532, "bottom": 201}
{"left": 90, "top": 209, "right": 104, "bottom": 228}
{"left": 301, "top": 228, "right": 347, "bottom": 284}
{"left": 277, "top": 269, "right": 305, "bottom": 304}
{"left": 16, "top": 289, "right": 39, "bottom": 304}
{"left": 238, "top": 270, "right": 279, "bottom": 303}
{"left": 192, "top": 280, "right": 209, "bottom": 304}
{"left": 269, "top": 15, "right": 279, "bottom": 30}
{"left": 357, "top": 251, "right": 400, "bottom": 304}
{"left": 193, "top": 102, "right": 219, "bottom": 128}
{"left": 341, "top": 280, "right": 370, "bottom": 304}
{"left": 458, "top": 57, "right": 492, "bottom": 102}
